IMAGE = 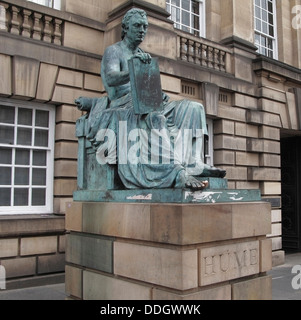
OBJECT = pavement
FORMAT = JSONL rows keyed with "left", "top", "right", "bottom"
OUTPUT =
{"left": 268, "top": 252, "right": 301, "bottom": 300}
{"left": 0, "top": 253, "right": 300, "bottom": 300}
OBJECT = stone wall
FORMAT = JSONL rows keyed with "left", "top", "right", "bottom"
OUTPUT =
{"left": 65, "top": 201, "right": 272, "bottom": 300}
{"left": 0, "top": 1, "right": 104, "bottom": 286}
{"left": 0, "top": 215, "right": 65, "bottom": 289}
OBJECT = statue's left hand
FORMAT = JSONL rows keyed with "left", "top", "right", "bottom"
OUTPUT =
{"left": 135, "top": 52, "right": 152, "bottom": 64}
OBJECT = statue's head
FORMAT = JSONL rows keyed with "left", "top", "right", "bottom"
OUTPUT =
{"left": 121, "top": 8, "right": 148, "bottom": 44}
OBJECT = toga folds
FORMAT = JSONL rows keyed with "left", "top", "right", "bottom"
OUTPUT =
{"left": 77, "top": 46, "right": 208, "bottom": 190}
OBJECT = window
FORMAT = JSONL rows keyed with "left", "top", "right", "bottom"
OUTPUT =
{"left": 27, "top": 0, "right": 61, "bottom": 10}
{"left": 254, "top": 0, "right": 278, "bottom": 59}
{"left": 166, "top": 0, "right": 206, "bottom": 37}
{"left": 0, "top": 100, "right": 55, "bottom": 214}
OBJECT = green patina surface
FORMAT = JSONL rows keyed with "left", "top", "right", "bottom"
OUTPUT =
{"left": 73, "top": 177, "right": 261, "bottom": 204}
{"left": 73, "top": 189, "right": 261, "bottom": 204}
{"left": 73, "top": 8, "right": 261, "bottom": 204}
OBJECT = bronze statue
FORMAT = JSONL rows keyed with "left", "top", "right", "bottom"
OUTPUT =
{"left": 75, "top": 8, "right": 226, "bottom": 191}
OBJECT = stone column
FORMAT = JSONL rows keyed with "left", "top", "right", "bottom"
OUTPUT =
{"left": 220, "top": 0, "right": 254, "bottom": 44}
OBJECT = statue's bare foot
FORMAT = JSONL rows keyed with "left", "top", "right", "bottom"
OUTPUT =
{"left": 185, "top": 176, "right": 208, "bottom": 190}
{"left": 175, "top": 171, "right": 208, "bottom": 191}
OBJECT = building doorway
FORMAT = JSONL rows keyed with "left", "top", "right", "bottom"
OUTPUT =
{"left": 281, "top": 136, "right": 301, "bottom": 252}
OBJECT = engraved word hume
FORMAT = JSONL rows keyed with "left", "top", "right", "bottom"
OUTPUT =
{"left": 199, "top": 241, "right": 260, "bottom": 286}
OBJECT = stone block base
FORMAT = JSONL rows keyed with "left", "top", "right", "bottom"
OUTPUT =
{"left": 65, "top": 201, "right": 272, "bottom": 300}
{"left": 0, "top": 214, "right": 65, "bottom": 289}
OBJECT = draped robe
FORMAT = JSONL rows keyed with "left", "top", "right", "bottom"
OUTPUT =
{"left": 78, "top": 43, "right": 208, "bottom": 189}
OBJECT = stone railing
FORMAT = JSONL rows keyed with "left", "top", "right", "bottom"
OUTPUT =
{"left": 177, "top": 32, "right": 232, "bottom": 73}
{"left": 0, "top": 1, "right": 63, "bottom": 45}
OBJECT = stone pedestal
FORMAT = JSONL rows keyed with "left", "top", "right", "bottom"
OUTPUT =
{"left": 65, "top": 196, "right": 272, "bottom": 300}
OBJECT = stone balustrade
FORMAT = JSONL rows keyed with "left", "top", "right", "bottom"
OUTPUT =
{"left": 0, "top": 1, "right": 63, "bottom": 45}
{"left": 178, "top": 33, "right": 231, "bottom": 73}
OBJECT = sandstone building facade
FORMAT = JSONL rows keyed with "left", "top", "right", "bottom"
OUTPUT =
{"left": 0, "top": 0, "right": 300, "bottom": 286}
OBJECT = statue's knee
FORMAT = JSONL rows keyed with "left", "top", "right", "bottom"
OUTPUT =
{"left": 189, "top": 101, "right": 205, "bottom": 113}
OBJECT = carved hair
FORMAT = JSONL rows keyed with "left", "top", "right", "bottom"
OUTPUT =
{"left": 121, "top": 8, "right": 147, "bottom": 40}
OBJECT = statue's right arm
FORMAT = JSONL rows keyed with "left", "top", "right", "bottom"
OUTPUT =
{"left": 103, "top": 46, "right": 130, "bottom": 87}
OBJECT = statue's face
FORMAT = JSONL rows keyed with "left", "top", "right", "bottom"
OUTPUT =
{"left": 125, "top": 13, "right": 149, "bottom": 46}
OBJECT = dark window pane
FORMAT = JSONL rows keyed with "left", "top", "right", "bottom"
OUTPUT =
{"left": 33, "top": 150, "right": 47, "bottom": 166}
{"left": 182, "top": 10, "right": 190, "bottom": 26}
{"left": 268, "top": 49, "right": 273, "bottom": 58}
{"left": 0, "top": 167, "right": 11, "bottom": 185}
{"left": 0, "top": 106, "right": 15, "bottom": 124}
{"left": 268, "top": 13, "right": 274, "bottom": 24}
{"left": 268, "top": 0, "right": 273, "bottom": 13}
{"left": 15, "top": 149, "right": 30, "bottom": 165}
{"left": 192, "top": 0, "right": 200, "bottom": 14}
{"left": 14, "top": 167, "right": 29, "bottom": 185}
{"left": 0, "top": 148, "right": 12, "bottom": 164}
{"left": 34, "top": 129, "right": 48, "bottom": 147}
{"left": 0, "top": 126, "right": 14, "bottom": 144}
{"left": 269, "top": 24, "right": 274, "bottom": 37}
{"left": 32, "top": 168, "right": 46, "bottom": 186}
{"left": 35, "top": 110, "right": 49, "bottom": 128}
{"left": 193, "top": 29, "right": 200, "bottom": 37}
{"left": 32, "top": 188, "right": 46, "bottom": 206}
{"left": 267, "top": 38, "right": 273, "bottom": 50}
{"left": 182, "top": 0, "right": 190, "bottom": 11}
{"left": 18, "top": 108, "right": 32, "bottom": 126}
{"left": 14, "top": 188, "right": 28, "bottom": 206}
{"left": 17, "top": 128, "right": 32, "bottom": 146}
{"left": 0, "top": 188, "right": 11, "bottom": 206}
{"left": 192, "top": 14, "right": 199, "bottom": 30}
